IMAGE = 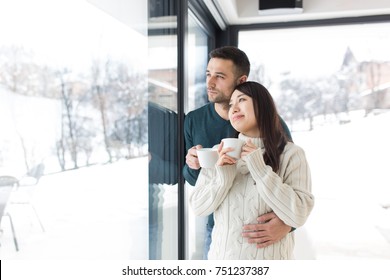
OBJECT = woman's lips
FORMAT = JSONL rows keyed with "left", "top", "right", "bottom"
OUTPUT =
{"left": 232, "top": 115, "right": 244, "bottom": 122}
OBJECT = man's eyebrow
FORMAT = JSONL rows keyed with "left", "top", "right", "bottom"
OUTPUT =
{"left": 206, "top": 69, "right": 227, "bottom": 76}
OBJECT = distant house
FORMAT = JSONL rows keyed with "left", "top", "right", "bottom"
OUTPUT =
{"left": 359, "top": 61, "right": 390, "bottom": 111}
{"left": 340, "top": 47, "right": 390, "bottom": 113}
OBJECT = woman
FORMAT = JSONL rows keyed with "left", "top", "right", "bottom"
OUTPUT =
{"left": 189, "top": 81, "right": 314, "bottom": 260}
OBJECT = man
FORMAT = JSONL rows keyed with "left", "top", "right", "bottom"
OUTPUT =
{"left": 183, "top": 46, "right": 293, "bottom": 259}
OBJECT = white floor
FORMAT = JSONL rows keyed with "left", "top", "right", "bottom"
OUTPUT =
{"left": 0, "top": 158, "right": 149, "bottom": 259}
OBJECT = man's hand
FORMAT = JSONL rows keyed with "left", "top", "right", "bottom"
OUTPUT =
{"left": 186, "top": 145, "right": 203, "bottom": 170}
{"left": 242, "top": 212, "right": 291, "bottom": 248}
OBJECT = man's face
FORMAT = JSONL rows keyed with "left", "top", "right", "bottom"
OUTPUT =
{"left": 206, "top": 58, "right": 242, "bottom": 104}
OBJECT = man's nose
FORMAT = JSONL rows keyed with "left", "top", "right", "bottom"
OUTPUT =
{"left": 207, "top": 76, "right": 216, "bottom": 87}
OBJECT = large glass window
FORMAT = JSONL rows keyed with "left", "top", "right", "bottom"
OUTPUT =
{"left": 0, "top": 0, "right": 150, "bottom": 259}
{"left": 185, "top": 12, "right": 210, "bottom": 260}
{"left": 147, "top": 1, "right": 180, "bottom": 260}
{"left": 239, "top": 22, "right": 390, "bottom": 259}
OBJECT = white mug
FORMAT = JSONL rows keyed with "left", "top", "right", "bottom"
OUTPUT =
{"left": 197, "top": 148, "right": 218, "bottom": 168}
{"left": 221, "top": 138, "right": 245, "bottom": 159}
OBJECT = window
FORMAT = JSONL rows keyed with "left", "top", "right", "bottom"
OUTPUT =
{"left": 239, "top": 21, "right": 390, "bottom": 259}
{"left": 185, "top": 12, "right": 210, "bottom": 260}
{"left": 0, "top": 0, "right": 149, "bottom": 259}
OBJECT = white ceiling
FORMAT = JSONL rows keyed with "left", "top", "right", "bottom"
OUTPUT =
{"left": 213, "top": 0, "right": 390, "bottom": 26}
{"left": 87, "top": 0, "right": 390, "bottom": 34}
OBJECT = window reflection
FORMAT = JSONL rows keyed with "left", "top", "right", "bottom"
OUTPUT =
{"left": 148, "top": 101, "right": 178, "bottom": 260}
{"left": 185, "top": 13, "right": 210, "bottom": 260}
{"left": 187, "top": 15, "right": 208, "bottom": 113}
{"left": 147, "top": 4, "right": 179, "bottom": 259}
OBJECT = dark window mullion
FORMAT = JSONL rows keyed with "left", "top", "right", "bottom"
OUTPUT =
{"left": 177, "top": 0, "right": 188, "bottom": 261}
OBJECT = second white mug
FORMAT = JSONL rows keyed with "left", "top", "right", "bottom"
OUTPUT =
{"left": 221, "top": 138, "right": 245, "bottom": 159}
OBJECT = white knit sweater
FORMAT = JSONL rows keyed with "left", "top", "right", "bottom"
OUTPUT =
{"left": 189, "top": 134, "right": 314, "bottom": 260}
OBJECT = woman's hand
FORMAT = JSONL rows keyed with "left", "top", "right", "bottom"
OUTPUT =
{"left": 216, "top": 141, "right": 236, "bottom": 166}
{"left": 241, "top": 139, "right": 258, "bottom": 159}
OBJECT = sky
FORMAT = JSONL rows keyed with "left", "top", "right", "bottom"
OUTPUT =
{"left": 0, "top": 0, "right": 147, "bottom": 72}
{"left": 2, "top": 1, "right": 390, "bottom": 76}
{"left": 239, "top": 22, "right": 390, "bottom": 79}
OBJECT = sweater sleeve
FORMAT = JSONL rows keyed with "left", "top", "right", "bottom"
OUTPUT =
{"left": 182, "top": 113, "right": 200, "bottom": 186}
{"left": 189, "top": 164, "right": 237, "bottom": 216}
{"left": 245, "top": 145, "right": 314, "bottom": 228}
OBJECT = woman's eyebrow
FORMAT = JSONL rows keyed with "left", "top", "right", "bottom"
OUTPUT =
{"left": 234, "top": 93, "right": 245, "bottom": 99}
{"left": 229, "top": 93, "right": 245, "bottom": 103}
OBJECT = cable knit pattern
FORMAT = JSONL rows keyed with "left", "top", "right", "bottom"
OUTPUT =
{"left": 189, "top": 134, "right": 314, "bottom": 260}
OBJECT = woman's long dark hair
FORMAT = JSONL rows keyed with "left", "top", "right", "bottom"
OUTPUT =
{"left": 234, "top": 81, "right": 288, "bottom": 172}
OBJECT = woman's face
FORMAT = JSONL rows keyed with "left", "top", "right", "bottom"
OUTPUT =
{"left": 228, "top": 89, "right": 260, "bottom": 137}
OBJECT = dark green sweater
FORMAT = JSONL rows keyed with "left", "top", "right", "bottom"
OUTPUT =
{"left": 183, "top": 103, "right": 236, "bottom": 186}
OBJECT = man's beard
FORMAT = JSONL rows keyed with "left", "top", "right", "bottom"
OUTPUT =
{"left": 209, "top": 91, "right": 229, "bottom": 104}
{"left": 210, "top": 95, "right": 230, "bottom": 111}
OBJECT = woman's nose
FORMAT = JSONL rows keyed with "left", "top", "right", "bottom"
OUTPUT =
{"left": 230, "top": 102, "right": 239, "bottom": 112}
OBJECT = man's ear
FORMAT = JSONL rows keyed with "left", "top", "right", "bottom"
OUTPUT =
{"left": 239, "top": 75, "right": 248, "bottom": 84}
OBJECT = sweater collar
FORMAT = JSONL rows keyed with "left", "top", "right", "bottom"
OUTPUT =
{"left": 238, "top": 133, "right": 264, "bottom": 149}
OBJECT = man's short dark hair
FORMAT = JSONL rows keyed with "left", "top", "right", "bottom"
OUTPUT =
{"left": 209, "top": 46, "right": 250, "bottom": 77}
